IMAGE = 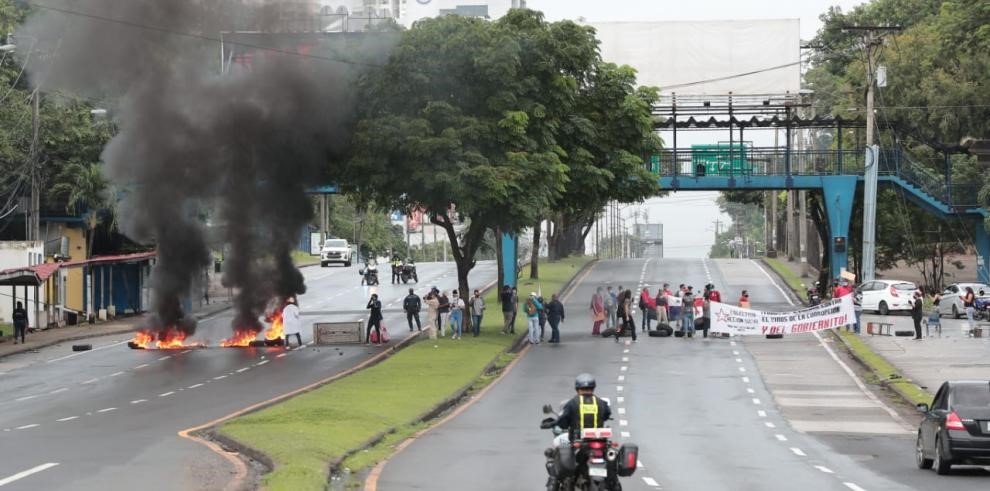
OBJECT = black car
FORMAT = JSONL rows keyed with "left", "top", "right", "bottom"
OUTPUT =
{"left": 916, "top": 381, "right": 990, "bottom": 474}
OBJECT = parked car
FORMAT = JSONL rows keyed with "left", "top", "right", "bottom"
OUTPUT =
{"left": 916, "top": 380, "right": 990, "bottom": 474}
{"left": 320, "top": 239, "right": 352, "bottom": 267}
{"left": 856, "top": 279, "right": 919, "bottom": 315}
{"left": 937, "top": 283, "right": 990, "bottom": 319}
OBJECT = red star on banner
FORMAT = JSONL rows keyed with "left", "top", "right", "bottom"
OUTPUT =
{"left": 715, "top": 309, "right": 731, "bottom": 323}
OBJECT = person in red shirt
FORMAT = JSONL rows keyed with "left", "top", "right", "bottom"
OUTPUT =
{"left": 738, "top": 290, "right": 751, "bottom": 309}
{"left": 639, "top": 287, "right": 657, "bottom": 332}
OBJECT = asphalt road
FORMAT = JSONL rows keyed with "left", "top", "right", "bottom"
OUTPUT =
{"left": 0, "top": 260, "right": 496, "bottom": 491}
{"left": 376, "top": 258, "right": 989, "bottom": 491}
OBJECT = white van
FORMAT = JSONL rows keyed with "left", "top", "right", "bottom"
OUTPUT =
{"left": 320, "top": 239, "right": 352, "bottom": 267}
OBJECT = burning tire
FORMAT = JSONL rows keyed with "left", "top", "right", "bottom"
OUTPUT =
{"left": 127, "top": 341, "right": 145, "bottom": 350}
{"left": 72, "top": 344, "right": 93, "bottom": 351}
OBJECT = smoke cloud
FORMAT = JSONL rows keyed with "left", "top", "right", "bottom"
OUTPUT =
{"left": 20, "top": 1, "right": 393, "bottom": 336}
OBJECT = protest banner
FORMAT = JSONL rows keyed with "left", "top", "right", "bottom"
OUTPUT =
{"left": 710, "top": 296, "right": 856, "bottom": 336}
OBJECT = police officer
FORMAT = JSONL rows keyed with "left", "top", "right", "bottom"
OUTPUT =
{"left": 554, "top": 373, "right": 612, "bottom": 439}
{"left": 391, "top": 254, "right": 402, "bottom": 284}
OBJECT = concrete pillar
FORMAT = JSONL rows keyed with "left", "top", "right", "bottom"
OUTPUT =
{"left": 975, "top": 221, "right": 990, "bottom": 284}
{"left": 822, "top": 176, "right": 857, "bottom": 279}
{"left": 501, "top": 233, "right": 518, "bottom": 288}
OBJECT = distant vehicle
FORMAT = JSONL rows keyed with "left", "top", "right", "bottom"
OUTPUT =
{"left": 857, "top": 279, "right": 919, "bottom": 315}
{"left": 916, "top": 380, "right": 990, "bottom": 475}
{"left": 321, "top": 239, "right": 352, "bottom": 267}
{"left": 937, "top": 283, "right": 990, "bottom": 319}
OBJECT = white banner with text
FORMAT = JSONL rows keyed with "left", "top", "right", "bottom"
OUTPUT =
{"left": 710, "top": 296, "right": 856, "bottom": 336}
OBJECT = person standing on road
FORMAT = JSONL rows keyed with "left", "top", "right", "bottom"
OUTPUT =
{"left": 546, "top": 293, "right": 565, "bottom": 343}
{"left": 604, "top": 286, "right": 617, "bottom": 330}
{"left": 537, "top": 293, "right": 548, "bottom": 341}
{"left": 282, "top": 296, "right": 303, "bottom": 348}
{"left": 655, "top": 284, "right": 670, "bottom": 325}
{"left": 366, "top": 293, "right": 383, "bottom": 345}
{"left": 449, "top": 290, "right": 465, "bottom": 340}
{"left": 470, "top": 289, "right": 485, "bottom": 337}
{"left": 403, "top": 288, "right": 422, "bottom": 332}
{"left": 681, "top": 287, "right": 696, "bottom": 338}
{"left": 437, "top": 290, "right": 451, "bottom": 337}
{"left": 509, "top": 287, "right": 519, "bottom": 334}
{"left": 615, "top": 289, "right": 637, "bottom": 343}
{"left": 910, "top": 290, "right": 924, "bottom": 340}
{"left": 639, "top": 287, "right": 656, "bottom": 332}
{"left": 425, "top": 291, "right": 439, "bottom": 341}
{"left": 524, "top": 292, "right": 544, "bottom": 345}
{"left": 500, "top": 285, "right": 514, "bottom": 335}
{"left": 963, "top": 286, "right": 976, "bottom": 327}
{"left": 701, "top": 289, "right": 712, "bottom": 338}
{"left": 11, "top": 301, "right": 27, "bottom": 344}
{"left": 738, "top": 290, "right": 751, "bottom": 309}
{"left": 590, "top": 287, "right": 605, "bottom": 336}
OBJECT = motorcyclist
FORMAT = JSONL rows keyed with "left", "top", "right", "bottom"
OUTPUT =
{"left": 391, "top": 254, "right": 402, "bottom": 284}
{"left": 362, "top": 259, "right": 378, "bottom": 286}
{"left": 554, "top": 373, "right": 612, "bottom": 440}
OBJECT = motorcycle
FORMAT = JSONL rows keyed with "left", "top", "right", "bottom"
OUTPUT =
{"left": 540, "top": 401, "right": 637, "bottom": 491}
{"left": 400, "top": 262, "right": 418, "bottom": 283}
{"left": 807, "top": 287, "right": 821, "bottom": 306}
{"left": 360, "top": 263, "right": 380, "bottom": 286}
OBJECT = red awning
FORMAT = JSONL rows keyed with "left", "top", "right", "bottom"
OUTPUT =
{"left": 0, "top": 263, "right": 62, "bottom": 286}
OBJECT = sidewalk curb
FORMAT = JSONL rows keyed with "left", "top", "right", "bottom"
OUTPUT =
{"left": 758, "top": 258, "right": 807, "bottom": 307}
{"left": 758, "top": 258, "right": 930, "bottom": 407}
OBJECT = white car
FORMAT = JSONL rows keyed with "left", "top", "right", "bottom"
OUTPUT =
{"left": 937, "top": 282, "right": 990, "bottom": 318}
{"left": 320, "top": 239, "right": 352, "bottom": 267}
{"left": 857, "top": 279, "right": 920, "bottom": 315}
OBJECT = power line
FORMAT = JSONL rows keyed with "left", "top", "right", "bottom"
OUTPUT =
{"left": 663, "top": 61, "right": 802, "bottom": 90}
{"left": 26, "top": 2, "right": 384, "bottom": 68}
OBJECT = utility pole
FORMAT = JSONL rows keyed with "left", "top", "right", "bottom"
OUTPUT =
{"left": 798, "top": 126, "right": 809, "bottom": 277}
{"left": 842, "top": 25, "right": 901, "bottom": 282}
{"left": 29, "top": 89, "right": 40, "bottom": 243}
{"left": 713, "top": 218, "right": 721, "bottom": 256}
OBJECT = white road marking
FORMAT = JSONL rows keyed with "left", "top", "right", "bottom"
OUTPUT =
{"left": 56, "top": 416, "right": 77, "bottom": 422}
{"left": 735, "top": 358, "right": 743, "bottom": 363}
{"left": 49, "top": 388, "right": 68, "bottom": 395}
{"left": 158, "top": 391, "right": 175, "bottom": 397}
{"left": 815, "top": 465, "right": 834, "bottom": 474}
{"left": 623, "top": 349, "right": 629, "bottom": 353}
{"left": 130, "top": 399, "right": 147, "bottom": 404}
{"left": 181, "top": 350, "right": 192, "bottom": 354}
{"left": 765, "top": 422, "right": 776, "bottom": 428}
{"left": 15, "top": 424, "right": 39, "bottom": 430}
{"left": 46, "top": 340, "right": 128, "bottom": 363}
{"left": 730, "top": 341, "right": 736, "bottom": 346}
{"left": 622, "top": 357, "right": 629, "bottom": 362}
{"left": 15, "top": 395, "right": 36, "bottom": 402}
{"left": 618, "top": 408, "right": 626, "bottom": 415}
{"left": 110, "top": 371, "right": 124, "bottom": 377}
{"left": 733, "top": 350, "right": 739, "bottom": 355}
{"left": 738, "top": 367, "right": 746, "bottom": 373}
{"left": 843, "top": 483, "right": 867, "bottom": 491}
{"left": 236, "top": 367, "right": 249, "bottom": 373}
{"left": 276, "top": 353, "right": 287, "bottom": 358}
{"left": 135, "top": 364, "right": 149, "bottom": 369}
{"left": 617, "top": 375, "right": 625, "bottom": 382}
{"left": 752, "top": 398, "right": 761, "bottom": 405}
{"left": 775, "top": 434, "right": 787, "bottom": 441}
{"left": 213, "top": 375, "right": 227, "bottom": 380}
{"left": 747, "top": 388, "right": 755, "bottom": 394}
{"left": 82, "top": 378, "right": 98, "bottom": 384}
{"left": 256, "top": 360, "right": 269, "bottom": 366}
{"left": 158, "top": 356, "right": 171, "bottom": 361}
{"left": 758, "top": 410, "right": 767, "bottom": 417}
{"left": 620, "top": 366, "right": 627, "bottom": 372}
{"left": 741, "top": 377, "right": 750, "bottom": 383}
{"left": 616, "top": 386, "right": 624, "bottom": 393}
{"left": 187, "top": 383, "right": 204, "bottom": 389}
{"left": 617, "top": 397, "right": 624, "bottom": 403}
{"left": 621, "top": 431, "right": 631, "bottom": 438}
{"left": 0, "top": 463, "right": 60, "bottom": 486}
{"left": 790, "top": 447, "right": 806, "bottom": 456}
{"left": 642, "top": 477, "right": 660, "bottom": 487}
{"left": 97, "top": 407, "right": 116, "bottom": 413}
{"left": 619, "top": 419, "right": 629, "bottom": 426}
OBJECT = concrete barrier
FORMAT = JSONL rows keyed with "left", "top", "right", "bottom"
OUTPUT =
{"left": 313, "top": 321, "right": 364, "bottom": 344}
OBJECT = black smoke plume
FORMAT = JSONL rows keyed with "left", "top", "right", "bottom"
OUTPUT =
{"left": 20, "top": 1, "right": 393, "bottom": 336}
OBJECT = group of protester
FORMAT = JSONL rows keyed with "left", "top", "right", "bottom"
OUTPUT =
{"left": 497, "top": 286, "right": 566, "bottom": 345}
{"left": 589, "top": 283, "right": 747, "bottom": 340}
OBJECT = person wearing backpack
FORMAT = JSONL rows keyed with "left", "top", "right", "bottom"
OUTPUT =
{"left": 403, "top": 288, "right": 422, "bottom": 332}
{"left": 524, "top": 292, "right": 544, "bottom": 345}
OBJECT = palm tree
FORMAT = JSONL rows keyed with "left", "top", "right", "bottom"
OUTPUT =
{"left": 50, "top": 162, "right": 115, "bottom": 259}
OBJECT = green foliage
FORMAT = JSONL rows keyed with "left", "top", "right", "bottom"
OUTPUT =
{"left": 323, "top": 195, "right": 405, "bottom": 259}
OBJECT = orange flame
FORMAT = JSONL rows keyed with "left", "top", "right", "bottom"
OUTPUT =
{"left": 131, "top": 331, "right": 154, "bottom": 349}
{"left": 265, "top": 309, "right": 284, "bottom": 341}
{"left": 220, "top": 329, "right": 260, "bottom": 347}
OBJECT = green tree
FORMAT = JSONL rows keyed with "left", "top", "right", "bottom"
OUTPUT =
{"left": 347, "top": 10, "right": 586, "bottom": 296}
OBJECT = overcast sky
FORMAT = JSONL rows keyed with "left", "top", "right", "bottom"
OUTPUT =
{"left": 526, "top": 0, "right": 867, "bottom": 259}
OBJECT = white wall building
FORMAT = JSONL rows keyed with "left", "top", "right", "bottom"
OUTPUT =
{"left": 0, "top": 241, "right": 44, "bottom": 328}
{"left": 327, "top": 0, "right": 521, "bottom": 27}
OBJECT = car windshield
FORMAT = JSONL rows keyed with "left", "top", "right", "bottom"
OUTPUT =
{"left": 892, "top": 283, "right": 916, "bottom": 291}
{"left": 954, "top": 385, "right": 990, "bottom": 407}
{"left": 324, "top": 240, "right": 347, "bottom": 248}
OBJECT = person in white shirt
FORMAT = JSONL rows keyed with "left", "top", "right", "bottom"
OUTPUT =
{"left": 282, "top": 296, "right": 303, "bottom": 348}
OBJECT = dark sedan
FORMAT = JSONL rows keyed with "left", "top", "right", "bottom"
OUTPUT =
{"left": 916, "top": 381, "right": 990, "bottom": 474}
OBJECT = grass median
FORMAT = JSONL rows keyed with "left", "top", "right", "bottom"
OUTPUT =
{"left": 762, "top": 257, "right": 808, "bottom": 303}
{"left": 219, "top": 256, "right": 591, "bottom": 491}
{"left": 834, "top": 330, "right": 932, "bottom": 406}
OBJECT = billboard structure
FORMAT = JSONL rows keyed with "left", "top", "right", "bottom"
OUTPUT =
{"left": 590, "top": 19, "right": 801, "bottom": 96}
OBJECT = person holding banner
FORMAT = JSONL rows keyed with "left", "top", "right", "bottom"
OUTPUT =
{"left": 655, "top": 285, "right": 669, "bottom": 325}
{"left": 590, "top": 287, "right": 606, "bottom": 336}
{"left": 738, "top": 290, "right": 751, "bottom": 309}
